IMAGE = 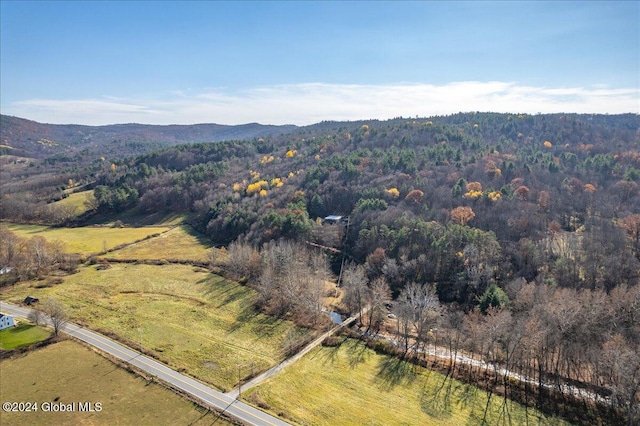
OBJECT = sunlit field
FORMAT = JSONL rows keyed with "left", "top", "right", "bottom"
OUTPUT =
{"left": 53, "top": 190, "right": 94, "bottom": 217}
{"left": 3, "top": 223, "right": 171, "bottom": 255}
{"left": 247, "top": 338, "right": 571, "bottom": 426}
{"left": 0, "top": 340, "right": 231, "bottom": 425}
{"left": 0, "top": 322, "right": 51, "bottom": 350}
{"left": 0, "top": 263, "right": 309, "bottom": 391}
{"left": 107, "top": 224, "right": 218, "bottom": 263}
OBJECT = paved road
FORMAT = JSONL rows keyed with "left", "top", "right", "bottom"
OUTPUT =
{"left": 0, "top": 301, "right": 290, "bottom": 426}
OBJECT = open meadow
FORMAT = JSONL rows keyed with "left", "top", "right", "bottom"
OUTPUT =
{"left": 0, "top": 339, "right": 232, "bottom": 425}
{"left": 53, "top": 190, "right": 94, "bottom": 217}
{"left": 3, "top": 223, "right": 171, "bottom": 255}
{"left": 246, "top": 338, "right": 571, "bottom": 426}
{"left": 106, "top": 224, "right": 220, "bottom": 263}
{"left": 0, "top": 263, "right": 309, "bottom": 391}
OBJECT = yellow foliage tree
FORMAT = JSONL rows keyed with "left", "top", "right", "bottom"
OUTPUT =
{"left": 464, "top": 190, "right": 483, "bottom": 200}
{"left": 543, "top": 140, "right": 553, "bottom": 148}
{"left": 487, "top": 191, "right": 502, "bottom": 202}
{"left": 285, "top": 149, "right": 297, "bottom": 158}
{"left": 386, "top": 188, "right": 400, "bottom": 198}
{"left": 246, "top": 180, "right": 268, "bottom": 195}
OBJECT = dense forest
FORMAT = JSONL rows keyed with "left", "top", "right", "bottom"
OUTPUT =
{"left": 1, "top": 112, "right": 639, "bottom": 423}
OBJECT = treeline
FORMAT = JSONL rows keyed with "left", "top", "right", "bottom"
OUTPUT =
{"left": 220, "top": 240, "right": 332, "bottom": 328}
{"left": 337, "top": 263, "right": 639, "bottom": 424}
{"left": 0, "top": 227, "right": 78, "bottom": 282}
{"left": 416, "top": 283, "right": 638, "bottom": 425}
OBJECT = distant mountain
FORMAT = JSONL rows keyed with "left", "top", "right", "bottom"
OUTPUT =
{"left": 0, "top": 115, "right": 298, "bottom": 159}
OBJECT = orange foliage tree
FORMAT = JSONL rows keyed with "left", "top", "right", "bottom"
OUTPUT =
{"left": 514, "top": 185, "right": 530, "bottom": 201}
{"left": 404, "top": 189, "right": 424, "bottom": 204}
{"left": 619, "top": 214, "right": 640, "bottom": 261}
{"left": 451, "top": 206, "right": 475, "bottom": 226}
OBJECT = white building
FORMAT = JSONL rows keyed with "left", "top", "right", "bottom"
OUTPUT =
{"left": 0, "top": 313, "right": 16, "bottom": 330}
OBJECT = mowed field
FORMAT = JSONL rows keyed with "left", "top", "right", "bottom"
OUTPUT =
{"left": 106, "top": 225, "right": 221, "bottom": 263}
{"left": 0, "top": 340, "right": 232, "bottom": 426}
{"left": 4, "top": 223, "right": 171, "bottom": 254}
{"left": 0, "top": 323, "right": 51, "bottom": 350}
{"left": 0, "top": 263, "right": 307, "bottom": 391}
{"left": 247, "top": 339, "right": 571, "bottom": 426}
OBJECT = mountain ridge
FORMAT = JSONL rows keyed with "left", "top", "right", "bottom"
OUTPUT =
{"left": 0, "top": 114, "right": 298, "bottom": 159}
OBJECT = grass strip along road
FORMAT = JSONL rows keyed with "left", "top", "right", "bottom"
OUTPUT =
{"left": 0, "top": 302, "right": 290, "bottom": 426}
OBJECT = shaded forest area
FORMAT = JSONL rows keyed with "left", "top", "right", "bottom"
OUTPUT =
{"left": 1, "top": 112, "right": 639, "bottom": 423}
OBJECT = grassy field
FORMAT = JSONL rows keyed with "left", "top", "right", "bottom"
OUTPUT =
{"left": 3, "top": 223, "right": 171, "bottom": 255}
{"left": 246, "top": 338, "right": 571, "bottom": 426}
{"left": 107, "top": 224, "right": 218, "bottom": 262}
{"left": 0, "top": 263, "right": 308, "bottom": 391}
{"left": 0, "top": 340, "right": 232, "bottom": 426}
{"left": 53, "top": 190, "right": 94, "bottom": 217}
{"left": 0, "top": 323, "right": 51, "bottom": 350}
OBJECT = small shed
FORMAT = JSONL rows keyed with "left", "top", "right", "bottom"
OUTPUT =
{"left": 0, "top": 313, "right": 16, "bottom": 330}
{"left": 323, "top": 215, "right": 345, "bottom": 225}
{"left": 23, "top": 296, "right": 39, "bottom": 306}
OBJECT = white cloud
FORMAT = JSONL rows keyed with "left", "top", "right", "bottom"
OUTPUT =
{"left": 3, "top": 81, "right": 639, "bottom": 126}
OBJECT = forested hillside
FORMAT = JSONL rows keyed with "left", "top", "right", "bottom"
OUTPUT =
{"left": 4, "top": 113, "right": 639, "bottom": 297}
{"left": 0, "top": 114, "right": 296, "bottom": 159}
{"left": 2, "top": 112, "right": 639, "bottom": 423}
{"left": 83, "top": 113, "right": 640, "bottom": 294}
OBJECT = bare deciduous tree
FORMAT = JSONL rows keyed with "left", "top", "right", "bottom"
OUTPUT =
{"left": 341, "top": 263, "right": 369, "bottom": 321}
{"left": 28, "top": 308, "right": 43, "bottom": 326}
{"left": 42, "top": 297, "right": 68, "bottom": 336}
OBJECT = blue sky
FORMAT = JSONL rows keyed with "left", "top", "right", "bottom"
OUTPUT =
{"left": 1, "top": 1, "right": 638, "bottom": 125}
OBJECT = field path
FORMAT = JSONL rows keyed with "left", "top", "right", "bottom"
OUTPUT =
{"left": 0, "top": 301, "right": 290, "bottom": 426}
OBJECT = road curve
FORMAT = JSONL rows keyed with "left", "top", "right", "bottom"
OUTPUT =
{"left": 0, "top": 301, "right": 290, "bottom": 426}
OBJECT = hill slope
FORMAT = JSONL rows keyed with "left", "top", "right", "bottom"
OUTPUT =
{"left": 0, "top": 114, "right": 297, "bottom": 158}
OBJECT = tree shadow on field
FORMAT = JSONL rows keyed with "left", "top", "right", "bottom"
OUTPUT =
{"left": 180, "top": 223, "right": 215, "bottom": 249}
{"left": 312, "top": 337, "right": 348, "bottom": 366}
{"left": 344, "top": 338, "right": 369, "bottom": 367}
{"left": 228, "top": 302, "right": 281, "bottom": 336}
{"left": 199, "top": 275, "right": 245, "bottom": 307}
{"left": 375, "top": 356, "right": 417, "bottom": 391}
{"left": 418, "top": 372, "right": 456, "bottom": 420}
